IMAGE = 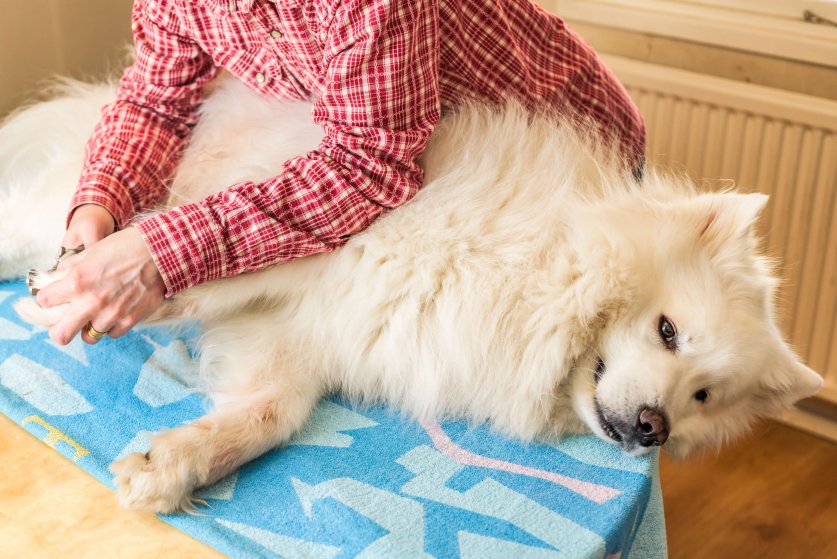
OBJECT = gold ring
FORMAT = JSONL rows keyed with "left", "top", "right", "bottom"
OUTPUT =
{"left": 85, "top": 322, "right": 108, "bottom": 341}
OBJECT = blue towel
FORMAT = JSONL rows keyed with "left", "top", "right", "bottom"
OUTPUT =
{"left": 0, "top": 281, "right": 666, "bottom": 558}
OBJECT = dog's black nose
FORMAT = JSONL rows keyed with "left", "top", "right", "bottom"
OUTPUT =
{"left": 635, "top": 407, "right": 669, "bottom": 446}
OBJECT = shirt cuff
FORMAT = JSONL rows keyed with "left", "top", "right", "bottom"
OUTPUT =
{"left": 133, "top": 202, "right": 225, "bottom": 297}
{"left": 70, "top": 168, "right": 137, "bottom": 229}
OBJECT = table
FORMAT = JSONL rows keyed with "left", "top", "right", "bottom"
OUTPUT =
{"left": 0, "top": 281, "right": 666, "bottom": 558}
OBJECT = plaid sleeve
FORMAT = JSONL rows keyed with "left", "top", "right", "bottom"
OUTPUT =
{"left": 69, "top": 0, "right": 220, "bottom": 228}
{"left": 135, "top": 0, "right": 442, "bottom": 296}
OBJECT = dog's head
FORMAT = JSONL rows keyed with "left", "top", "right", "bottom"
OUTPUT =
{"left": 569, "top": 186, "right": 823, "bottom": 457}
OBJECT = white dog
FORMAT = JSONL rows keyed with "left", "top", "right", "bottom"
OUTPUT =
{"left": 2, "top": 77, "right": 823, "bottom": 513}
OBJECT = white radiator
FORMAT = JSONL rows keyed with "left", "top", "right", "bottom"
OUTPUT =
{"left": 604, "top": 56, "right": 837, "bottom": 427}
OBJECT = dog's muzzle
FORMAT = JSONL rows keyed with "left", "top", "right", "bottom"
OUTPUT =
{"left": 594, "top": 399, "right": 624, "bottom": 443}
{"left": 592, "top": 359, "right": 670, "bottom": 448}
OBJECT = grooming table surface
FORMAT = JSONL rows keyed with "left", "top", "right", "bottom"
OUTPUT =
{"left": 0, "top": 281, "right": 666, "bottom": 558}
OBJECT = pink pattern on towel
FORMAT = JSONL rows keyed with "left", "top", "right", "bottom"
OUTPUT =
{"left": 421, "top": 420, "right": 622, "bottom": 504}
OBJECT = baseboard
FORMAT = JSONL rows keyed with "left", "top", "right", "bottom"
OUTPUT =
{"left": 776, "top": 406, "right": 837, "bottom": 444}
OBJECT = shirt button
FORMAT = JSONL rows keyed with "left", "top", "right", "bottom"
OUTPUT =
{"left": 270, "top": 29, "right": 283, "bottom": 39}
{"left": 255, "top": 72, "right": 267, "bottom": 84}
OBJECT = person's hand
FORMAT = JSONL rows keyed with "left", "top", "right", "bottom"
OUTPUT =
{"left": 36, "top": 227, "right": 166, "bottom": 345}
{"left": 64, "top": 204, "right": 116, "bottom": 250}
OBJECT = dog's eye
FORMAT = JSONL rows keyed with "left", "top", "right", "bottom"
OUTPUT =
{"left": 694, "top": 389, "right": 710, "bottom": 403}
{"left": 658, "top": 315, "right": 677, "bottom": 350}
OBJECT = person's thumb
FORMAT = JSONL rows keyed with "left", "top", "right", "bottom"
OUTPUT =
{"left": 63, "top": 206, "right": 115, "bottom": 250}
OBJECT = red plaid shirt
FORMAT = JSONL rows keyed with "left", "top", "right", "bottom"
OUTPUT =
{"left": 72, "top": 0, "right": 645, "bottom": 296}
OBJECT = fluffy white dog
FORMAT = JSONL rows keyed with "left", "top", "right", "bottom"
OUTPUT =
{"left": 2, "top": 77, "right": 823, "bottom": 513}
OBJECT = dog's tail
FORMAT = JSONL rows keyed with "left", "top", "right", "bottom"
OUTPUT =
{"left": 0, "top": 79, "right": 116, "bottom": 279}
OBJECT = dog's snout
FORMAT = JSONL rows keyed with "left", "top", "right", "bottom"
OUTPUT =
{"left": 635, "top": 407, "right": 669, "bottom": 446}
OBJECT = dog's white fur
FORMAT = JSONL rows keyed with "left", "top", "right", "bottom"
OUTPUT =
{"left": 1, "top": 77, "right": 823, "bottom": 513}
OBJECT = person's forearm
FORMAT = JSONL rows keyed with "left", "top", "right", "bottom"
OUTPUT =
{"left": 133, "top": 143, "right": 427, "bottom": 297}
{"left": 71, "top": 102, "right": 193, "bottom": 227}
{"left": 69, "top": 0, "right": 219, "bottom": 228}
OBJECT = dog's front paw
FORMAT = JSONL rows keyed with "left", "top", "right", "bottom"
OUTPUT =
{"left": 14, "top": 267, "right": 69, "bottom": 328}
{"left": 13, "top": 297, "right": 68, "bottom": 328}
{"left": 110, "top": 452, "right": 206, "bottom": 514}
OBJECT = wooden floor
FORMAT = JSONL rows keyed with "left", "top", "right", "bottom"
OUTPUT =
{"left": 660, "top": 421, "right": 837, "bottom": 559}
{"left": 0, "top": 414, "right": 224, "bottom": 559}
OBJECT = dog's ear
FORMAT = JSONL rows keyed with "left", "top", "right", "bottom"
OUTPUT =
{"left": 697, "top": 192, "right": 768, "bottom": 249}
{"left": 754, "top": 336, "right": 823, "bottom": 416}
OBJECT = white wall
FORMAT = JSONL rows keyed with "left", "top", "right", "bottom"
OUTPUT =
{"left": 0, "top": 0, "right": 132, "bottom": 116}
